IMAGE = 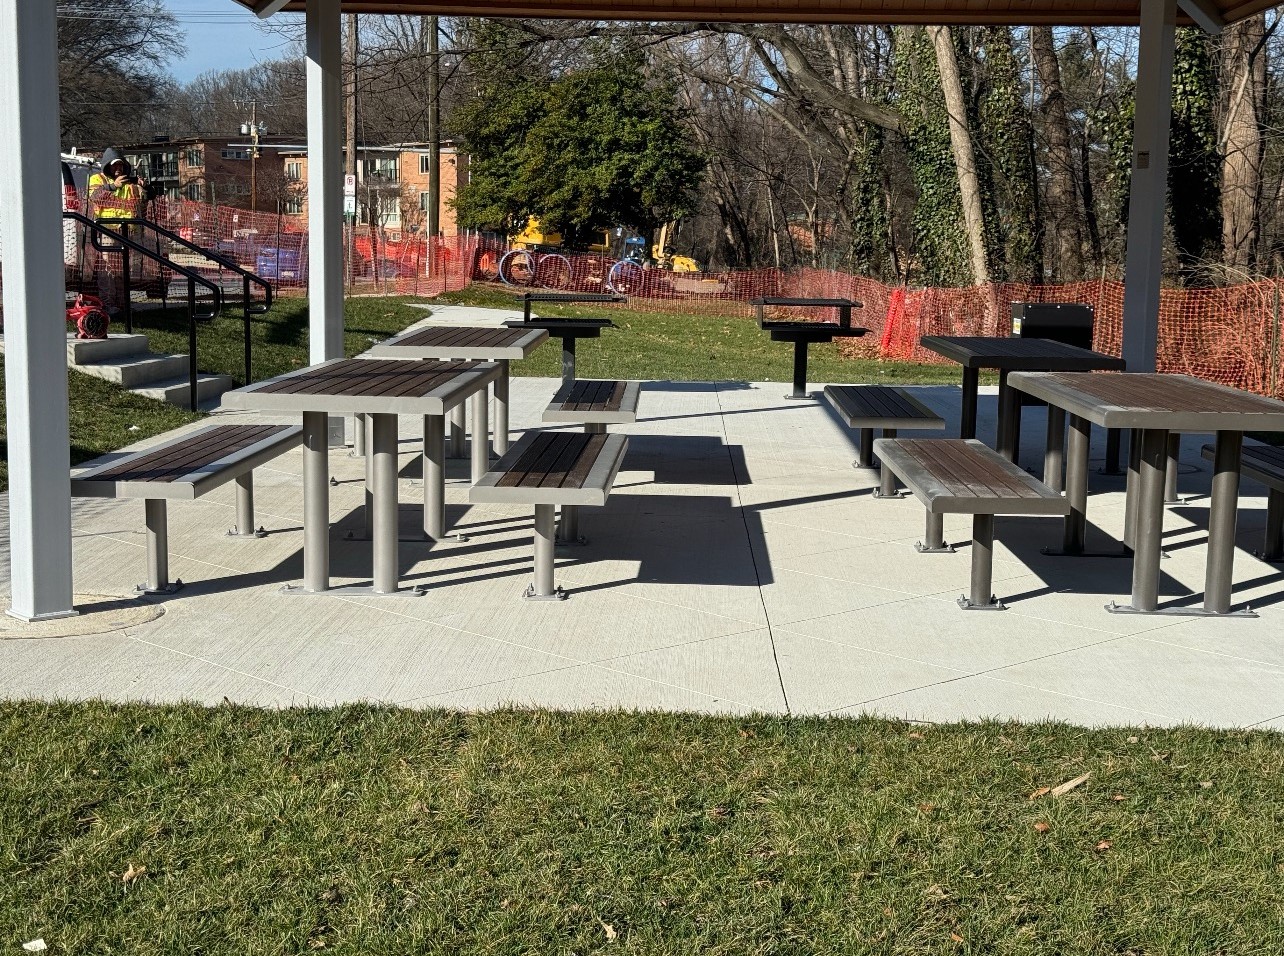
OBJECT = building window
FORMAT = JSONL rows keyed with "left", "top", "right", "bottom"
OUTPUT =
{"left": 285, "top": 197, "right": 303, "bottom": 214}
{"left": 186, "top": 148, "right": 203, "bottom": 168}
{"left": 186, "top": 181, "right": 203, "bottom": 201}
{"left": 362, "top": 157, "right": 399, "bottom": 183}
{"left": 221, "top": 148, "right": 251, "bottom": 161}
{"left": 419, "top": 191, "right": 432, "bottom": 211}
{"left": 285, "top": 161, "right": 302, "bottom": 181}
{"left": 419, "top": 154, "right": 431, "bottom": 175}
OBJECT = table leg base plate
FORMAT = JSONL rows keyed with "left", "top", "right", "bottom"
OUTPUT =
{"left": 136, "top": 580, "right": 183, "bottom": 596}
{"left": 958, "top": 595, "right": 1006, "bottom": 611}
{"left": 852, "top": 461, "right": 877, "bottom": 471}
{"left": 280, "top": 583, "right": 427, "bottom": 598}
{"left": 523, "top": 585, "right": 567, "bottom": 602}
{"left": 556, "top": 536, "right": 588, "bottom": 547}
{"left": 784, "top": 393, "right": 816, "bottom": 401}
{"left": 226, "top": 527, "right": 269, "bottom": 539}
{"left": 872, "top": 491, "right": 907, "bottom": 500}
{"left": 342, "top": 531, "right": 463, "bottom": 543}
{"left": 1105, "top": 600, "right": 1258, "bottom": 618}
{"left": 916, "top": 542, "right": 956, "bottom": 554}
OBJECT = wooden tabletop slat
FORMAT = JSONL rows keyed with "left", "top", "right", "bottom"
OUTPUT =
{"left": 91, "top": 425, "right": 292, "bottom": 483}
{"left": 253, "top": 358, "right": 482, "bottom": 398}
{"left": 920, "top": 335, "right": 1124, "bottom": 371}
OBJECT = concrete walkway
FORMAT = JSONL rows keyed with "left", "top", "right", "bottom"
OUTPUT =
{"left": 3, "top": 376, "right": 1284, "bottom": 728}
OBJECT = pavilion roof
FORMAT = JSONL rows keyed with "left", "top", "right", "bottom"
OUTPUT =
{"left": 230, "top": 0, "right": 1275, "bottom": 28}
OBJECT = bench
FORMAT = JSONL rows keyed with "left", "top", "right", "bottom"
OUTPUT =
{"left": 873, "top": 438, "right": 1070, "bottom": 610}
{"left": 470, "top": 430, "right": 629, "bottom": 600}
{"left": 543, "top": 379, "right": 641, "bottom": 543}
{"left": 71, "top": 423, "right": 303, "bottom": 594}
{"left": 1201, "top": 442, "right": 1284, "bottom": 561}
{"left": 824, "top": 385, "right": 945, "bottom": 498}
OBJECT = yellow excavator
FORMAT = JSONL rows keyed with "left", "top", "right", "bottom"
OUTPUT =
{"left": 510, "top": 216, "right": 700, "bottom": 271}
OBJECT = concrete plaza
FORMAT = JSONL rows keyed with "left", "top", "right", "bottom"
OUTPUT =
{"left": 2, "top": 311, "right": 1283, "bottom": 728}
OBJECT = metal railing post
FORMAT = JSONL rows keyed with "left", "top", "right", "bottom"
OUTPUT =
{"left": 187, "top": 279, "right": 199, "bottom": 412}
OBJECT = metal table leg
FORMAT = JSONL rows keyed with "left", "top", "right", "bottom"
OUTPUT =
{"left": 371, "top": 413, "right": 399, "bottom": 595}
{"left": 959, "top": 513, "right": 1004, "bottom": 610}
{"left": 1164, "top": 433, "right": 1182, "bottom": 503}
{"left": 1059, "top": 414, "right": 1090, "bottom": 555}
{"left": 525, "top": 503, "right": 566, "bottom": 600}
{"left": 1263, "top": 489, "right": 1284, "bottom": 562}
{"left": 874, "top": 428, "right": 901, "bottom": 498}
{"left": 785, "top": 341, "right": 809, "bottom": 399}
{"left": 561, "top": 335, "right": 577, "bottom": 387}
{"left": 960, "top": 366, "right": 979, "bottom": 439}
{"left": 855, "top": 428, "right": 875, "bottom": 469}
{"left": 1109, "top": 428, "right": 1168, "bottom": 614}
{"left": 470, "top": 386, "right": 490, "bottom": 484}
{"left": 996, "top": 370, "right": 1017, "bottom": 461}
{"left": 493, "top": 359, "right": 510, "bottom": 457}
{"left": 448, "top": 404, "right": 466, "bottom": 460}
{"left": 363, "top": 428, "right": 374, "bottom": 539}
{"left": 299, "top": 410, "right": 330, "bottom": 593}
{"left": 1205, "top": 430, "right": 1252, "bottom": 615}
{"left": 1044, "top": 405, "right": 1066, "bottom": 493}
{"left": 1101, "top": 428, "right": 1123, "bottom": 475}
{"left": 351, "top": 412, "right": 366, "bottom": 457}
{"left": 1123, "top": 429, "right": 1140, "bottom": 551}
{"left": 423, "top": 414, "right": 445, "bottom": 541}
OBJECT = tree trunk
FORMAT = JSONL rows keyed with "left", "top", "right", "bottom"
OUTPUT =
{"left": 928, "top": 25, "right": 990, "bottom": 287}
{"left": 1221, "top": 13, "right": 1266, "bottom": 274}
{"left": 1031, "top": 26, "right": 1085, "bottom": 281}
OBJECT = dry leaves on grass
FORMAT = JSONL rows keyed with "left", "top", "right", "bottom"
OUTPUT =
{"left": 601, "top": 922, "right": 618, "bottom": 942}
{"left": 1096, "top": 840, "right": 1113, "bottom": 852}
{"left": 121, "top": 863, "right": 147, "bottom": 885}
{"left": 1033, "top": 822, "right": 1051, "bottom": 833}
{"left": 1030, "top": 772, "right": 1092, "bottom": 801}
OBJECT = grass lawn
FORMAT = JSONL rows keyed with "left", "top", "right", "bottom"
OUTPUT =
{"left": 2, "top": 704, "right": 1281, "bottom": 954}
{"left": 434, "top": 285, "right": 977, "bottom": 386}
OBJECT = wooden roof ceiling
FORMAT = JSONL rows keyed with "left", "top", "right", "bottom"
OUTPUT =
{"left": 233, "top": 0, "right": 1278, "bottom": 27}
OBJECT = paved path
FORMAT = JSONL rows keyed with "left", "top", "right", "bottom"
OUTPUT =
{"left": 3, "top": 377, "right": 1283, "bottom": 728}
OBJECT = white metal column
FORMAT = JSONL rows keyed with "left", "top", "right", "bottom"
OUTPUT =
{"left": 0, "top": 0, "right": 76, "bottom": 621}
{"left": 1120, "top": 0, "right": 1178, "bottom": 373}
{"left": 306, "top": 0, "right": 344, "bottom": 363}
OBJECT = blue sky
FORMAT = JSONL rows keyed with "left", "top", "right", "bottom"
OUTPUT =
{"left": 162, "top": 2, "right": 303, "bottom": 83}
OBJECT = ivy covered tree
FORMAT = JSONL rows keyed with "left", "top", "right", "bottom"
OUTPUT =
{"left": 1168, "top": 27, "right": 1222, "bottom": 284}
{"left": 451, "top": 52, "right": 706, "bottom": 247}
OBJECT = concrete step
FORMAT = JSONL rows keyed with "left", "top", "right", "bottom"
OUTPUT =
{"left": 73, "top": 352, "right": 192, "bottom": 389}
{"left": 65, "top": 333, "right": 151, "bottom": 364}
{"left": 134, "top": 372, "right": 236, "bottom": 409}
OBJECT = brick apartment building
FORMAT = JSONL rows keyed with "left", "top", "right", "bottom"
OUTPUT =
{"left": 114, "top": 137, "right": 467, "bottom": 237}
{"left": 278, "top": 143, "right": 468, "bottom": 238}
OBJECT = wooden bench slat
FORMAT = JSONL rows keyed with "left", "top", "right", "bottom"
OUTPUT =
{"left": 472, "top": 431, "right": 628, "bottom": 507}
{"left": 1201, "top": 443, "right": 1284, "bottom": 487}
{"left": 536, "top": 434, "right": 595, "bottom": 489}
{"left": 874, "top": 438, "right": 1069, "bottom": 515}
{"left": 496, "top": 432, "right": 575, "bottom": 487}
{"left": 90, "top": 425, "right": 290, "bottom": 483}
{"left": 544, "top": 379, "right": 641, "bottom": 424}
{"left": 824, "top": 385, "right": 944, "bottom": 430}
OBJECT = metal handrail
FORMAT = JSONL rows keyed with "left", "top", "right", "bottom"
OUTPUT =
{"left": 66, "top": 211, "right": 222, "bottom": 411}
{"left": 115, "top": 217, "right": 273, "bottom": 385}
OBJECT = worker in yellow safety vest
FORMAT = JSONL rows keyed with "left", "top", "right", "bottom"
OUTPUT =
{"left": 87, "top": 148, "right": 149, "bottom": 316}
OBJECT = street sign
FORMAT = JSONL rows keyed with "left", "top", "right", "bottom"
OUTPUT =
{"left": 343, "top": 195, "right": 357, "bottom": 215}
{"left": 343, "top": 175, "right": 356, "bottom": 196}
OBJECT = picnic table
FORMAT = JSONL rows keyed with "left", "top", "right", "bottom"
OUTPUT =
{"left": 919, "top": 336, "right": 1125, "bottom": 461}
{"left": 368, "top": 325, "right": 548, "bottom": 457}
{"left": 751, "top": 297, "right": 867, "bottom": 399}
{"left": 222, "top": 358, "right": 501, "bottom": 597}
{"left": 504, "top": 291, "right": 627, "bottom": 387}
{"left": 1008, "top": 371, "right": 1284, "bottom": 617}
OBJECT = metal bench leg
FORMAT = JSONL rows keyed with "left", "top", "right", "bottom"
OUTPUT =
{"left": 138, "top": 499, "right": 181, "bottom": 594}
{"left": 855, "top": 428, "right": 875, "bottom": 469}
{"left": 493, "top": 359, "right": 510, "bottom": 457}
{"left": 226, "top": 473, "right": 266, "bottom": 538}
{"left": 525, "top": 503, "right": 566, "bottom": 601}
{"left": 959, "top": 513, "right": 1004, "bottom": 610}
{"left": 874, "top": 428, "right": 902, "bottom": 498}
{"left": 916, "top": 511, "right": 954, "bottom": 553}
{"left": 1101, "top": 428, "right": 1123, "bottom": 475}
{"left": 1164, "top": 433, "right": 1182, "bottom": 503}
{"left": 471, "top": 387, "right": 490, "bottom": 484}
{"left": 1262, "top": 489, "right": 1284, "bottom": 562}
{"left": 448, "top": 403, "right": 466, "bottom": 460}
{"left": 1044, "top": 405, "right": 1066, "bottom": 493}
{"left": 299, "top": 410, "right": 330, "bottom": 593}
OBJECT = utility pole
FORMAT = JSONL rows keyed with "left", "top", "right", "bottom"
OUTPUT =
{"left": 239, "top": 100, "right": 266, "bottom": 212}
{"left": 426, "top": 16, "right": 441, "bottom": 265}
{"left": 344, "top": 13, "right": 358, "bottom": 288}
